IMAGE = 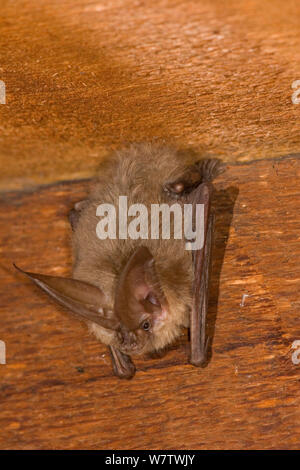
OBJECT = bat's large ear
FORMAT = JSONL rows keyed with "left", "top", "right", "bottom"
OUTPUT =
{"left": 115, "top": 247, "right": 166, "bottom": 328}
{"left": 13, "top": 264, "right": 119, "bottom": 330}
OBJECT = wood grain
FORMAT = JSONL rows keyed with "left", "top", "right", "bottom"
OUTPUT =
{"left": 1, "top": 0, "right": 300, "bottom": 190}
{"left": 1, "top": 155, "right": 300, "bottom": 449}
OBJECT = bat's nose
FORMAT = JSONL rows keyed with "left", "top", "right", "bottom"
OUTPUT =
{"left": 118, "top": 330, "right": 138, "bottom": 351}
{"left": 127, "top": 333, "right": 137, "bottom": 350}
{"left": 129, "top": 332, "right": 138, "bottom": 348}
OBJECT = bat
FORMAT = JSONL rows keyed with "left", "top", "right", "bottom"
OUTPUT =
{"left": 14, "top": 143, "right": 223, "bottom": 379}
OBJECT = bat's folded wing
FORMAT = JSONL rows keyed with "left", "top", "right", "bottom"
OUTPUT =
{"left": 189, "top": 183, "right": 214, "bottom": 366}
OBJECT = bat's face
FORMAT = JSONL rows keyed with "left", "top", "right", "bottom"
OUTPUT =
{"left": 114, "top": 247, "right": 168, "bottom": 355}
{"left": 14, "top": 246, "right": 168, "bottom": 356}
{"left": 114, "top": 288, "right": 168, "bottom": 355}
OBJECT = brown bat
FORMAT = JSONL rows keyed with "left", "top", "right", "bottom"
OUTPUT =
{"left": 14, "top": 143, "right": 222, "bottom": 379}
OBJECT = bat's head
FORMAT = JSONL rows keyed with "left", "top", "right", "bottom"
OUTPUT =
{"left": 14, "top": 246, "right": 168, "bottom": 356}
{"left": 114, "top": 246, "right": 168, "bottom": 355}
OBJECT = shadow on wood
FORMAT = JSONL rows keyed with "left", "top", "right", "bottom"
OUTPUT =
{"left": 206, "top": 186, "right": 239, "bottom": 365}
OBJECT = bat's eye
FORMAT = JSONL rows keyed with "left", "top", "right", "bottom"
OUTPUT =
{"left": 142, "top": 320, "right": 151, "bottom": 331}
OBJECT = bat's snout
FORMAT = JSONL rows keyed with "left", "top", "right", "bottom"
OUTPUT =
{"left": 117, "top": 329, "right": 146, "bottom": 355}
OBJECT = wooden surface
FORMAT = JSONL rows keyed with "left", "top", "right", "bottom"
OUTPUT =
{"left": 1, "top": 155, "right": 300, "bottom": 449}
{"left": 1, "top": 0, "right": 300, "bottom": 190}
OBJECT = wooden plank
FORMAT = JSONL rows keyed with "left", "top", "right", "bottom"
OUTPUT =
{"left": 1, "top": 155, "right": 300, "bottom": 449}
{"left": 1, "top": 0, "right": 300, "bottom": 190}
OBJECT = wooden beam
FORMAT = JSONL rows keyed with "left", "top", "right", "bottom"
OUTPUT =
{"left": 1, "top": 155, "right": 300, "bottom": 449}
{"left": 1, "top": 0, "right": 300, "bottom": 190}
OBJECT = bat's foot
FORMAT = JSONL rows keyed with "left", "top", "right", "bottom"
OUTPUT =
{"left": 109, "top": 346, "right": 136, "bottom": 379}
{"left": 163, "top": 159, "right": 224, "bottom": 200}
{"left": 68, "top": 199, "right": 88, "bottom": 231}
{"left": 194, "top": 158, "right": 225, "bottom": 182}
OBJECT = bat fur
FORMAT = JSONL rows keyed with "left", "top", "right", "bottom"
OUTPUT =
{"left": 15, "top": 142, "right": 222, "bottom": 378}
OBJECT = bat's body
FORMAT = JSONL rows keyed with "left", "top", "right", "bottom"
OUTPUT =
{"left": 15, "top": 143, "right": 222, "bottom": 378}
{"left": 73, "top": 145, "right": 194, "bottom": 354}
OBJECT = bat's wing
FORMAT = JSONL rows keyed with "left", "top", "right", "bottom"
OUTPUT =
{"left": 164, "top": 158, "right": 221, "bottom": 367}
{"left": 189, "top": 182, "right": 214, "bottom": 366}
